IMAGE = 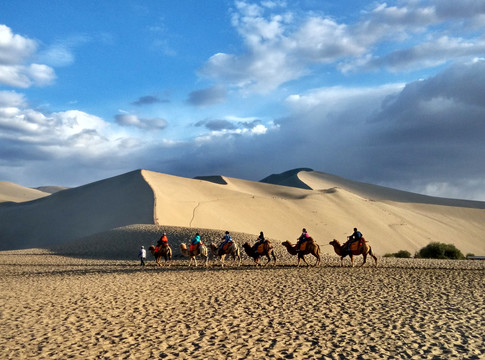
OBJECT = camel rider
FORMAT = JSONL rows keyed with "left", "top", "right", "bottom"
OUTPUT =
{"left": 190, "top": 233, "right": 201, "bottom": 252}
{"left": 220, "top": 231, "right": 232, "bottom": 250}
{"left": 256, "top": 231, "right": 265, "bottom": 245}
{"left": 253, "top": 231, "right": 265, "bottom": 252}
{"left": 296, "top": 228, "right": 310, "bottom": 252}
{"left": 157, "top": 232, "right": 169, "bottom": 247}
{"left": 347, "top": 227, "right": 362, "bottom": 252}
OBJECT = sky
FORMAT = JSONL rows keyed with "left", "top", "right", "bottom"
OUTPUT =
{"left": 1, "top": 0, "right": 485, "bottom": 201}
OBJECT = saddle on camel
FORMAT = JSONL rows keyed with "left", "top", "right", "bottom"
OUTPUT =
{"left": 282, "top": 237, "right": 321, "bottom": 267}
{"left": 210, "top": 231, "right": 242, "bottom": 267}
{"left": 329, "top": 236, "right": 377, "bottom": 267}
{"left": 242, "top": 239, "right": 276, "bottom": 266}
{"left": 149, "top": 235, "right": 172, "bottom": 266}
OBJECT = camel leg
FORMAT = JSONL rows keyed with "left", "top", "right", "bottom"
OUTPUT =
{"left": 313, "top": 254, "right": 321, "bottom": 267}
{"left": 350, "top": 255, "right": 354, "bottom": 267}
{"left": 300, "top": 255, "right": 310, "bottom": 267}
{"left": 272, "top": 251, "right": 277, "bottom": 266}
{"left": 360, "top": 254, "right": 367, "bottom": 267}
{"left": 264, "top": 254, "right": 270, "bottom": 266}
{"left": 369, "top": 248, "right": 378, "bottom": 267}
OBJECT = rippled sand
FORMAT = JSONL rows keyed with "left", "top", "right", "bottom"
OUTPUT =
{"left": 0, "top": 251, "right": 483, "bottom": 359}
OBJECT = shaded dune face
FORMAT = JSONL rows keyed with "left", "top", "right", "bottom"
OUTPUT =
{"left": 0, "top": 170, "right": 155, "bottom": 250}
{"left": 1, "top": 168, "right": 484, "bottom": 257}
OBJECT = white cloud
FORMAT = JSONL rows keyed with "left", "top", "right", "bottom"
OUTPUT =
{"left": 200, "top": 1, "right": 485, "bottom": 94}
{"left": 0, "top": 24, "right": 37, "bottom": 65}
{"left": 0, "top": 25, "right": 56, "bottom": 87}
{"left": 0, "top": 91, "right": 26, "bottom": 107}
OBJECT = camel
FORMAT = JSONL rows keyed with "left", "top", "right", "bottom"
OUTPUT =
{"left": 148, "top": 245, "right": 172, "bottom": 266}
{"left": 209, "top": 242, "right": 241, "bottom": 267}
{"left": 329, "top": 238, "right": 377, "bottom": 267}
{"left": 242, "top": 241, "right": 276, "bottom": 266}
{"left": 180, "top": 243, "right": 209, "bottom": 267}
{"left": 281, "top": 238, "right": 321, "bottom": 266}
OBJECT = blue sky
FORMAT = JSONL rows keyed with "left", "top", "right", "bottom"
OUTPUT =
{"left": 1, "top": 0, "right": 485, "bottom": 200}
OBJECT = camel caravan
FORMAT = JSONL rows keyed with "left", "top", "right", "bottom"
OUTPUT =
{"left": 147, "top": 227, "right": 377, "bottom": 268}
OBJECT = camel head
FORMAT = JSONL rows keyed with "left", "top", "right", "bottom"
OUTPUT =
{"left": 329, "top": 239, "right": 340, "bottom": 246}
{"left": 149, "top": 245, "right": 156, "bottom": 253}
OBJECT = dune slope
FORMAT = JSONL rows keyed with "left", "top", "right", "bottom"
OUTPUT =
{"left": 0, "top": 170, "right": 154, "bottom": 250}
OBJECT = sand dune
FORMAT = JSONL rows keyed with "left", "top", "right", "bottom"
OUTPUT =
{"left": 0, "top": 181, "right": 50, "bottom": 203}
{"left": 1, "top": 168, "right": 484, "bottom": 257}
{"left": 0, "top": 170, "right": 154, "bottom": 250}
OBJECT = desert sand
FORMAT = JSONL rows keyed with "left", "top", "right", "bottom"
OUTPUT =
{"left": 0, "top": 250, "right": 483, "bottom": 359}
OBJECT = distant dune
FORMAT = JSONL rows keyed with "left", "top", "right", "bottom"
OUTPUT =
{"left": 1, "top": 168, "right": 484, "bottom": 258}
{"left": 260, "top": 167, "right": 313, "bottom": 189}
{"left": 0, "top": 182, "right": 50, "bottom": 203}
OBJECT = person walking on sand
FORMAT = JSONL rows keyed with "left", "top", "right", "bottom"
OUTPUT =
{"left": 138, "top": 246, "right": 146, "bottom": 266}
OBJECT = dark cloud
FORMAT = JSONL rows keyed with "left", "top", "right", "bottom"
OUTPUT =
{"left": 115, "top": 114, "right": 167, "bottom": 130}
{"left": 131, "top": 95, "right": 169, "bottom": 106}
{"left": 186, "top": 86, "right": 226, "bottom": 107}
{"left": 195, "top": 119, "right": 237, "bottom": 131}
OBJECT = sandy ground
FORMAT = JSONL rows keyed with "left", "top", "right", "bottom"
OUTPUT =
{"left": 0, "top": 250, "right": 483, "bottom": 359}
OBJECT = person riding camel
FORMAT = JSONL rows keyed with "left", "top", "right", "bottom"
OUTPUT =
{"left": 346, "top": 227, "right": 362, "bottom": 252}
{"left": 190, "top": 233, "right": 201, "bottom": 252}
{"left": 253, "top": 231, "right": 266, "bottom": 252}
{"left": 296, "top": 228, "right": 310, "bottom": 252}
{"left": 220, "top": 231, "right": 232, "bottom": 251}
{"left": 157, "top": 232, "right": 169, "bottom": 247}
